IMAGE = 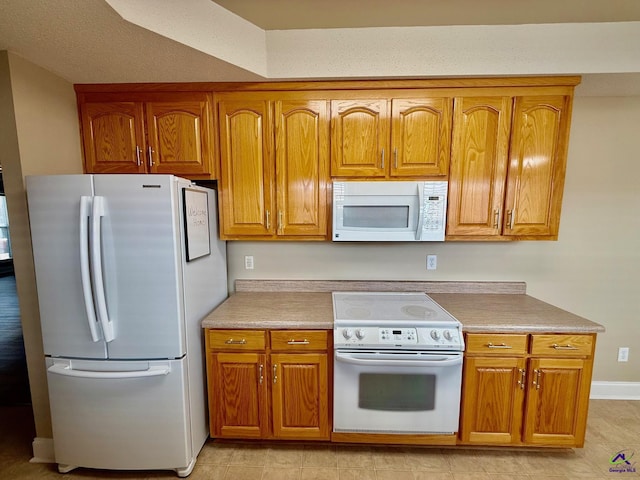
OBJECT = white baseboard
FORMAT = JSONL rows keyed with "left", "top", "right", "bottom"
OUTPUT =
{"left": 590, "top": 381, "right": 640, "bottom": 400}
{"left": 30, "top": 437, "right": 55, "bottom": 464}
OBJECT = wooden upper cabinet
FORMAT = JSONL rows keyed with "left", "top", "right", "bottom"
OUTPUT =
{"left": 448, "top": 94, "right": 573, "bottom": 240}
{"left": 145, "top": 97, "right": 213, "bottom": 176}
{"left": 275, "top": 100, "right": 330, "bottom": 237}
{"left": 80, "top": 101, "right": 147, "bottom": 174}
{"left": 216, "top": 93, "right": 330, "bottom": 240}
{"left": 447, "top": 97, "right": 512, "bottom": 236}
{"left": 78, "top": 92, "right": 215, "bottom": 178}
{"left": 504, "top": 95, "right": 571, "bottom": 237}
{"left": 217, "top": 98, "right": 274, "bottom": 237}
{"left": 331, "top": 99, "right": 389, "bottom": 177}
{"left": 390, "top": 98, "right": 452, "bottom": 177}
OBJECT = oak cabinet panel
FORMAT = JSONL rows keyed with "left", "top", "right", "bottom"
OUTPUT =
{"left": 523, "top": 358, "right": 592, "bottom": 446}
{"left": 216, "top": 94, "right": 329, "bottom": 239}
{"left": 271, "top": 353, "right": 330, "bottom": 440}
{"left": 80, "top": 102, "right": 146, "bottom": 174}
{"left": 461, "top": 333, "right": 595, "bottom": 447}
{"left": 331, "top": 97, "right": 452, "bottom": 178}
{"left": 209, "top": 352, "right": 268, "bottom": 438}
{"left": 448, "top": 94, "right": 572, "bottom": 240}
{"left": 206, "top": 328, "right": 330, "bottom": 440}
{"left": 79, "top": 93, "right": 215, "bottom": 178}
{"left": 447, "top": 97, "right": 512, "bottom": 236}
{"left": 218, "top": 98, "right": 273, "bottom": 237}
{"left": 460, "top": 356, "right": 526, "bottom": 444}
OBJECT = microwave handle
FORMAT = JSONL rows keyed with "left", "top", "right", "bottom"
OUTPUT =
{"left": 416, "top": 184, "right": 425, "bottom": 240}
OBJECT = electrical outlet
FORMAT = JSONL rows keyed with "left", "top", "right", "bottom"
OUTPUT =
{"left": 427, "top": 254, "right": 437, "bottom": 270}
{"left": 618, "top": 347, "right": 629, "bottom": 362}
{"left": 244, "top": 255, "right": 254, "bottom": 270}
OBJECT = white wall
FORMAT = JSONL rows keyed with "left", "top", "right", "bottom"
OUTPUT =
{"left": 226, "top": 95, "right": 640, "bottom": 383}
{"left": 0, "top": 51, "right": 83, "bottom": 438}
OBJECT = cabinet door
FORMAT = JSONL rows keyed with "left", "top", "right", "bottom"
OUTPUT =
{"left": 275, "top": 100, "right": 330, "bottom": 237}
{"left": 447, "top": 97, "right": 512, "bottom": 236}
{"left": 80, "top": 102, "right": 146, "bottom": 174}
{"left": 460, "top": 356, "right": 526, "bottom": 445}
{"left": 218, "top": 98, "right": 275, "bottom": 237}
{"left": 271, "top": 353, "right": 330, "bottom": 440}
{"left": 331, "top": 99, "right": 389, "bottom": 177}
{"left": 504, "top": 96, "right": 571, "bottom": 237}
{"left": 390, "top": 98, "right": 452, "bottom": 177}
{"left": 145, "top": 94, "right": 214, "bottom": 177}
{"left": 209, "top": 352, "right": 268, "bottom": 438}
{"left": 523, "top": 357, "right": 592, "bottom": 447}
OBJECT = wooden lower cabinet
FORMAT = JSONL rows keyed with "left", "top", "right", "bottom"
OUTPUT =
{"left": 206, "top": 329, "right": 330, "bottom": 441}
{"left": 460, "top": 333, "right": 595, "bottom": 447}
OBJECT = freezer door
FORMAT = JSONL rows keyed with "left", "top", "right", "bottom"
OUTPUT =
{"left": 26, "top": 175, "right": 107, "bottom": 359}
{"left": 93, "top": 175, "right": 185, "bottom": 359}
{"left": 46, "top": 357, "right": 193, "bottom": 471}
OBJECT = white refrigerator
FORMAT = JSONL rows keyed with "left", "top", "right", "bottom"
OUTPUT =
{"left": 26, "top": 174, "right": 227, "bottom": 477}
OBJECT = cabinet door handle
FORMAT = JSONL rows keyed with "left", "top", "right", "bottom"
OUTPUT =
{"left": 533, "top": 369, "right": 541, "bottom": 390}
{"left": 381, "top": 148, "right": 385, "bottom": 169}
{"left": 135, "top": 146, "right": 142, "bottom": 166}
{"left": 278, "top": 211, "right": 283, "bottom": 233}
{"left": 147, "top": 146, "right": 154, "bottom": 167}
{"left": 493, "top": 210, "right": 500, "bottom": 229}
{"left": 518, "top": 368, "right": 526, "bottom": 390}
{"left": 507, "top": 210, "right": 514, "bottom": 229}
{"left": 551, "top": 343, "right": 579, "bottom": 350}
{"left": 487, "top": 342, "right": 512, "bottom": 349}
{"left": 287, "top": 339, "right": 309, "bottom": 345}
{"left": 259, "top": 364, "right": 264, "bottom": 385}
{"left": 394, "top": 147, "right": 398, "bottom": 169}
{"left": 224, "top": 339, "right": 247, "bottom": 345}
{"left": 266, "top": 210, "right": 271, "bottom": 230}
{"left": 273, "top": 364, "right": 278, "bottom": 384}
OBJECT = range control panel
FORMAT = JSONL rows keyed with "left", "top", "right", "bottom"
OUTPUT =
{"left": 334, "top": 325, "right": 464, "bottom": 350}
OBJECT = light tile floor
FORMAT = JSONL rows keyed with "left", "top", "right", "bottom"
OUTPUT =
{"left": 1, "top": 400, "right": 639, "bottom": 479}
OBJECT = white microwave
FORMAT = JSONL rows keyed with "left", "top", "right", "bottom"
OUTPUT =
{"left": 332, "top": 180, "right": 448, "bottom": 242}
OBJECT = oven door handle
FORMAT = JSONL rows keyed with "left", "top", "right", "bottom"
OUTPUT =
{"left": 335, "top": 351, "right": 463, "bottom": 367}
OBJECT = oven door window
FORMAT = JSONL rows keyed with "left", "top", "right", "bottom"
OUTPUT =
{"left": 358, "top": 373, "right": 435, "bottom": 411}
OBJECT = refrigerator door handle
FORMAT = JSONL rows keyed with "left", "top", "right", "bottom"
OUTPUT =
{"left": 48, "top": 362, "right": 171, "bottom": 379}
{"left": 79, "top": 196, "right": 101, "bottom": 342}
{"left": 90, "top": 196, "right": 115, "bottom": 342}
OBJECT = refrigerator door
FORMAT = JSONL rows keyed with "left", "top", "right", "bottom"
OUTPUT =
{"left": 26, "top": 175, "right": 107, "bottom": 359}
{"left": 93, "top": 175, "right": 185, "bottom": 359}
{"left": 46, "top": 357, "right": 193, "bottom": 472}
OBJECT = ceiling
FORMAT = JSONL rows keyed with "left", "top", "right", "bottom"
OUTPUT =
{"left": 0, "top": 0, "right": 639, "bottom": 94}
{"left": 212, "top": 0, "right": 640, "bottom": 30}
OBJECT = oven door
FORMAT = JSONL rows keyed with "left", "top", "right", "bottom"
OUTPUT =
{"left": 333, "top": 350, "right": 463, "bottom": 434}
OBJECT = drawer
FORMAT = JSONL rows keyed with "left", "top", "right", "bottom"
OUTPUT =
{"left": 270, "top": 330, "right": 328, "bottom": 351}
{"left": 465, "top": 334, "right": 528, "bottom": 355}
{"left": 208, "top": 329, "right": 266, "bottom": 351}
{"left": 530, "top": 334, "right": 594, "bottom": 357}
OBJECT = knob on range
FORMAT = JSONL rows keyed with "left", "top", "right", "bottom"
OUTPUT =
{"left": 355, "top": 328, "right": 365, "bottom": 340}
{"left": 443, "top": 330, "right": 453, "bottom": 341}
{"left": 342, "top": 328, "right": 354, "bottom": 339}
{"left": 430, "top": 329, "right": 440, "bottom": 340}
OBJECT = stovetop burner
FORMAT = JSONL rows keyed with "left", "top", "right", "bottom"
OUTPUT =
{"left": 332, "top": 291, "right": 465, "bottom": 351}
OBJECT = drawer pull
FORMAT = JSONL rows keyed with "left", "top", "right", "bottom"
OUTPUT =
{"left": 224, "top": 339, "right": 247, "bottom": 345}
{"left": 487, "top": 342, "right": 512, "bottom": 349}
{"left": 551, "top": 343, "right": 578, "bottom": 350}
{"left": 287, "top": 339, "right": 310, "bottom": 345}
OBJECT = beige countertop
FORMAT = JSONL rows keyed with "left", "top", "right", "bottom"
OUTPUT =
{"left": 201, "top": 287, "right": 605, "bottom": 333}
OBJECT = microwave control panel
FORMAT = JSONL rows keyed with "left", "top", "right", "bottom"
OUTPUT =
{"left": 419, "top": 181, "right": 447, "bottom": 241}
